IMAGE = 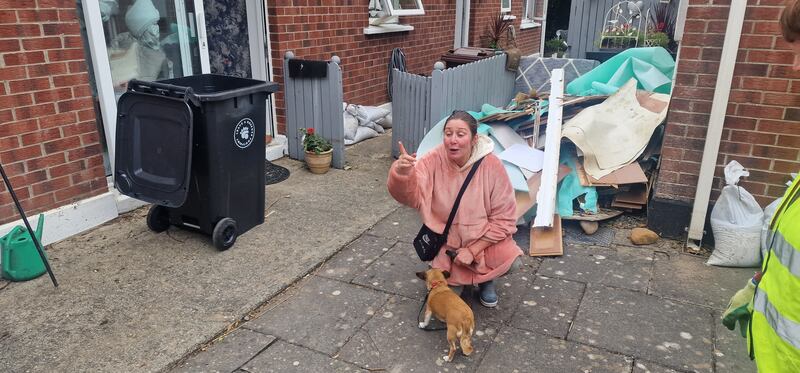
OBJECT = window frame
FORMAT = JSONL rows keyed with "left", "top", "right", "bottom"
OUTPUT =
{"left": 381, "top": 0, "right": 425, "bottom": 17}
{"left": 521, "top": 0, "right": 540, "bottom": 29}
{"left": 501, "top": 0, "right": 512, "bottom": 14}
{"left": 523, "top": 0, "right": 534, "bottom": 21}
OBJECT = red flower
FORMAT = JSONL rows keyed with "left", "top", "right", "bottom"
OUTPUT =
{"left": 307, "top": 128, "right": 315, "bottom": 135}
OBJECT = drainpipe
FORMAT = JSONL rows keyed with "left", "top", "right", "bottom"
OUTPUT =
{"left": 686, "top": 0, "right": 747, "bottom": 249}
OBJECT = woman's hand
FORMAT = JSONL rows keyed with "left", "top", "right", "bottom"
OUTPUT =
{"left": 394, "top": 141, "right": 417, "bottom": 176}
{"left": 454, "top": 248, "right": 474, "bottom": 266}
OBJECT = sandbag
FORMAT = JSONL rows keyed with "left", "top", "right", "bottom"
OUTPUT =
{"left": 345, "top": 104, "right": 390, "bottom": 125}
{"left": 707, "top": 161, "right": 764, "bottom": 267}
{"left": 378, "top": 113, "right": 392, "bottom": 129}
{"left": 344, "top": 125, "right": 380, "bottom": 145}
{"left": 343, "top": 111, "right": 359, "bottom": 141}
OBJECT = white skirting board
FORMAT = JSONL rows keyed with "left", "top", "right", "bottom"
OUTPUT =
{"left": 0, "top": 192, "right": 119, "bottom": 258}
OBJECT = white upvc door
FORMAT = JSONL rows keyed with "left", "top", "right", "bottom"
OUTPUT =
{"left": 81, "top": 0, "right": 210, "bottom": 174}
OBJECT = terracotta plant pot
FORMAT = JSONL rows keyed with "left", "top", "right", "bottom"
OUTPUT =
{"left": 305, "top": 149, "right": 332, "bottom": 174}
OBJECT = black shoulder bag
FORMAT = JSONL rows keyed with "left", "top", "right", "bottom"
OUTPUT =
{"left": 413, "top": 158, "right": 484, "bottom": 261}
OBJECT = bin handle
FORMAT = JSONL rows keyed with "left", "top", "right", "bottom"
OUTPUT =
{"left": 127, "top": 79, "right": 201, "bottom": 106}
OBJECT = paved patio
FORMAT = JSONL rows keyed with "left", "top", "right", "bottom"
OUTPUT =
{"left": 172, "top": 207, "right": 758, "bottom": 373}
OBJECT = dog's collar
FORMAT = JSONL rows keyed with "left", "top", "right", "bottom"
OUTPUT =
{"left": 430, "top": 280, "right": 447, "bottom": 289}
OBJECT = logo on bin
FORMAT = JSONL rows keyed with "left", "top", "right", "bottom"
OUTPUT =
{"left": 234, "top": 118, "right": 256, "bottom": 149}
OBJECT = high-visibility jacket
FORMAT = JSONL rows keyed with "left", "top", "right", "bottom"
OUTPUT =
{"left": 750, "top": 174, "right": 800, "bottom": 372}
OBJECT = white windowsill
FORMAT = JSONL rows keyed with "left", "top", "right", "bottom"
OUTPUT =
{"left": 520, "top": 20, "right": 541, "bottom": 29}
{"left": 502, "top": 14, "right": 516, "bottom": 21}
{"left": 364, "top": 23, "right": 414, "bottom": 34}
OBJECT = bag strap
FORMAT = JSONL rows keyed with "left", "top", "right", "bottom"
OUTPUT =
{"left": 442, "top": 157, "right": 484, "bottom": 239}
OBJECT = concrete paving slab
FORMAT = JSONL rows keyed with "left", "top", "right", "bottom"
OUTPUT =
{"left": 650, "top": 252, "right": 756, "bottom": 310}
{"left": 317, "top": 234, "right": 397, "bottom": 282}
{"left": 510, "top": 228, "right": 544, "bottom": 272}
{"left": 245, "top": 276, "right": 388, "bottom": 355}
{"left": 713, "top": 313, "right": 757, "bottom": 372}
{"left": 563, "top": 221, "right": 615, "bottom": 247}
{"left": 0, "top": 135, "right": 401, "bottom": 372}
{"left": 337, "top": 295, "right": 497, "bottom": 372}
{"left": 352, "top": 241, "right": 429, "bottom": 300}
{"left": 478, "top": 326, "right": 632, "bottom": 372}
{"left": 632, "top": 359, "right": 681, "bottom": 373}
{"left": 366, "top": 206, "right": 421, "bottom": 243}
{"left": 462, "top": 262, "right": 537, "bottom": 325}
{"left": 539, "top": 245, "right": 654, "bottom": 291}
{"left": 570, "top": 285, "right": 715, "bottom": 372}
{"left": 172, "top": 328, "right": 276, "bottom": 373}
{"left": 242, "top": 340, "right": 366, "bottom": 372}
{"left": 511, "top": 275, "right": 585, "bottom": 339}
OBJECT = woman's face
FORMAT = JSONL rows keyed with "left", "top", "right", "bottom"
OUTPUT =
{"left": 443, "top": 119, "right": 476, "bottom": 167}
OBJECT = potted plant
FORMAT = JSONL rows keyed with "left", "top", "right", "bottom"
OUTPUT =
{"left": 300, "top": 127, "right": 333, "bottom": 174}
{"left": 646, "top": 2, "right": 678, "bottom": 55}
{"left": 482, "top": 12, "right": 515, "bottom": 50}
{"left": 544, "top": 38, "right": 568, "bottom": 58}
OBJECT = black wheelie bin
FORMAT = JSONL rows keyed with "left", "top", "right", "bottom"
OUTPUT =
{"left": 114, "top": 75, "right": 279, "bottom": 250}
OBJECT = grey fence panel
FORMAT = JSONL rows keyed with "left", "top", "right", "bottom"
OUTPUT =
{"left": 283, "top": 52, "right": 344, "bottom": 168}
{"left": 283, "top": 55, "right": 301, "bottom": 161}
{"left": 392, "top": 54, "right": 516, "bottom": 157}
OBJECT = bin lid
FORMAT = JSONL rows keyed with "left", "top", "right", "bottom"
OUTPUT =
{"left": 158, "top": 74, "right": 279, "bottom": 102}
{"left": 114, "top": 91, "right": 193, "bottom": 207}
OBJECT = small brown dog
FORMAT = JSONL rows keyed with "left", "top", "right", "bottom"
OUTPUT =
{"left": 416, "top": 268, "right": 475, "bottom": 362}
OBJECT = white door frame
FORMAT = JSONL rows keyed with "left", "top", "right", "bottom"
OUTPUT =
{"left": 246, "top": 0, "right": 277, "bottom": 137}
{"left": 454, "top": 0, "right": 471, "bottom": 49}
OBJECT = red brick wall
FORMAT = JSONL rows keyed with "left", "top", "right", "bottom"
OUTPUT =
{"left": 267, "top": 0, "right": 542, "bottom": 134}
{"left": 469, "top": 0, "right": 543, "bottom": 55}
{"left": 655, "top": 0, "right": 800, "bottom": 207}
{"left": 0, "top": 1, "right": 107, "bottom": 225}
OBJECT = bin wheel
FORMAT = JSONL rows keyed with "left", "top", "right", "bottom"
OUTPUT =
{"left": 213, "top": 218, "right": 238, "bottom": 251}
{"left": 147, "top": 205, "right": 170, "bottom": 233}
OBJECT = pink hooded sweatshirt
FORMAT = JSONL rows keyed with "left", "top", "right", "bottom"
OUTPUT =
{"left": 387, "top": 135, "right": 523, "bottom": 286}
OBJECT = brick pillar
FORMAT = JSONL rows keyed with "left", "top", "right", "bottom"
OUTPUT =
{"left": 650, "top": 1, "right": 800, "bottom": 238}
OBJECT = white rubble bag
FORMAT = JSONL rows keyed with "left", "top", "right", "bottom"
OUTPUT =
{"left": 707, "top": 161, "right": 764, "bottom": 267}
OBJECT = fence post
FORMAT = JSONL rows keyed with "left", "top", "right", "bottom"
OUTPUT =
{"left": 328, "top": 55, "right": 345, "bottom": 169}
{"left": 429, "top": 62, "right": 445, "bottom": 134}
{"left": 283, "top": 51, "right": 300, "bottom": 161}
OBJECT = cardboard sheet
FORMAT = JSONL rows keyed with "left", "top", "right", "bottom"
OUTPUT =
{"left": 562, "top": 79, "right": 669, "bottom": 179}
{"left": 575, "top": 161, "right": 648, "bottom": 187}
{"left": 499, "top": 143, "right": 545, "bottom": 173}
{"left": 514, "top": 165, "right": 572, "bottom": 220}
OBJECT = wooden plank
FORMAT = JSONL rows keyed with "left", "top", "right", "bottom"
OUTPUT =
{"left": 533, "top": 69, "right": 565, "bottom": 228}
{"left": 530, "top": 214, "right": 563, "bottom": 257}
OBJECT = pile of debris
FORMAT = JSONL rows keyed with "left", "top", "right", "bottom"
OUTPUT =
{"left": 417, "top": 47, "right": 677, "bottom": 256}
